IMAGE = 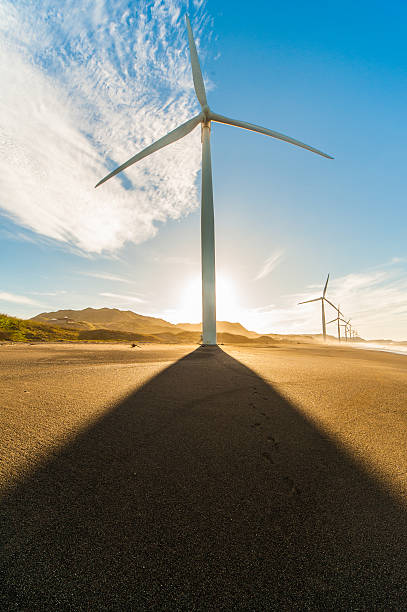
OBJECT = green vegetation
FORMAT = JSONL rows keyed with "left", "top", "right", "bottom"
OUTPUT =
{"left": 0, "top": 314, "right": 174, "bottom": 343}
{"left": 0, "top": 313, "right": 78, "bottom": 342}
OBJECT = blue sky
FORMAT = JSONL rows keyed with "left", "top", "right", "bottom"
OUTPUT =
{"left": 1, "top": 0, "right": 406, "bottom": 339}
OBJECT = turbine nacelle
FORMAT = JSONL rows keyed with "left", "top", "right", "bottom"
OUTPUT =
{"left": 202, "top": 105, "right": 211, "bottom": 124}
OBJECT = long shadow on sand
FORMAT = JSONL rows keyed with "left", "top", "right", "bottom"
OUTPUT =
{"left": 1, "top": 346, "right": 406, "bottom": 609}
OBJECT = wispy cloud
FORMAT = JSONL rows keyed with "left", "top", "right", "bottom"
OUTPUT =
{"left": 99, "top": 292, "right": 146, "bottom": 304}
{"left": 0, "top": 1, "right": 210, "bottom": 253}
{"left": 390, "top": 256, "right": 406, "bottom": 264}
{"left": 0, "top": 291, "right": 40, "bottom": 305}
{"left": 243, "top": 260, "right": 407, "bottom": 341}
{"left": 254, "top": 250, "right": 284, "bottom": 281}
{"left": 0, "top": 227, "right": 40, "bottom": 245}
{"left": 324, "top": 267, "right": 407, "bottom": 338}
{"left": 30, "top": 291, "right": 67, "bottom": 297}
{"left": 81, "top": 272, "right": 134, "bottom": 283}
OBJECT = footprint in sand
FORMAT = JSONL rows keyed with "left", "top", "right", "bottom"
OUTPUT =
{"left": 266, "top": 435, "right": 279, "bottom": 449}
{"left": 262, "top": 451, "right": 274, "bottom": 464}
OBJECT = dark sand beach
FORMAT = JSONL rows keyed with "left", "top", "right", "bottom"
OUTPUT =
{"left": 1, "top": 342, "right": 406, "bottom": 609}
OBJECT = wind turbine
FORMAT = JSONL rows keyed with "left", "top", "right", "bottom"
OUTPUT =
{"left": 95, "top": 15, "right": 333, "bottom": 345}
{"left": 298, "top": 274, "right": 337, "bottom": 341}
{"left": 326, "top": 303, "right": 344, "bottom": 342}
{"left": 340, "top": 318, "right": 351, "bottom": 341}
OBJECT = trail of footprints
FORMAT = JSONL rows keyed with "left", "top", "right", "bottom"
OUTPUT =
{"left": 250, "top": 386, "right": 301, "bottom": 497}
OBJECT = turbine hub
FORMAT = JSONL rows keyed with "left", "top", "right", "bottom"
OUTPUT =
{"left": 202, "top": 105, "right": 211, "bottom": 123}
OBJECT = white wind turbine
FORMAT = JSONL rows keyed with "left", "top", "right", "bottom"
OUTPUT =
{"left": 298, "top": 274, "right": 337, "bottom": 341}
{"left": 95, "top": 15, "right": 333, "bottom": 345}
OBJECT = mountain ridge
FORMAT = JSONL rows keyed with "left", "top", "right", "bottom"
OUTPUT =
{"left": 31, "top": 307, "right": 179, "bottom": 334}
{"left": 31, "top": 308, "right": 261, "bottom": 338}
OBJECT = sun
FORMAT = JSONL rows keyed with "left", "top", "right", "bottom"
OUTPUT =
{"left": 176, "top": 274, "right": 242, "bottom": 323}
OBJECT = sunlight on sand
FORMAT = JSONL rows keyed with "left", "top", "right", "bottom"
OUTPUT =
{"left": 352, "top": 342, "right": 407, "bottom": 356}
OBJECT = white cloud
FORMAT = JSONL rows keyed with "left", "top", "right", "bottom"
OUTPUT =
{"left": 99, "top": 292, "right": 146, "bottom": 303}
{"left": 0, "top": 291, "right": 40, "bottom": 305}
{"left": 0, "top": 0, "right": 208, "bottom": 253}
{"left": 254, "top": 250, "right": 284, "bottom": 281}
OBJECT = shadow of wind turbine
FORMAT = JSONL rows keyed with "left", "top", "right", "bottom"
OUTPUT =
{"left": 1, "top": 346, "right": 407, "bottom": 609}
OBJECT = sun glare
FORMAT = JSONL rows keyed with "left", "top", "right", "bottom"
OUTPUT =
{"left": 176, "top": 275, "right": 242, "bottom": 323}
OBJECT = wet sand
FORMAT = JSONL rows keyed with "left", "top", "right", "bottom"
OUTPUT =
{"left": 1, "top": 342, "right": 406, "bottom": 609}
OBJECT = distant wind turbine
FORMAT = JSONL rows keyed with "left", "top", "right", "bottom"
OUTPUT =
{"left": 340, "top": 318, "right": 351, "bottom": 341}
{"left": 326, "top": 303, "right": 344, "bottom": 342}
{"left": 95, "top": 15, "right": 333, "bottom": 345}
{"left": 298, "top": 274, "right": 337, "bottom": 341}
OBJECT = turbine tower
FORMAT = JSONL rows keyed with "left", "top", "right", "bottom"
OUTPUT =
{"left": 298, "top": 274, "right": 337, "bottom": 341}
{"left": 95, "top": 15, "right": 333, "bottom": 345}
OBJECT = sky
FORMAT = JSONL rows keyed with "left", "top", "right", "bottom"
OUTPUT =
{"left": 1, "top": 0, "right": 406, "bottom": 340}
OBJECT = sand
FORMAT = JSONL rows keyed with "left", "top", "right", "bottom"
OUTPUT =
{"left": 1, "top": 342, "right": 406, "bottom": 609}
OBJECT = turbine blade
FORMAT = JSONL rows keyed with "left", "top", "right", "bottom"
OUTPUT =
{"left": 324, "top": 299, "right": 343, "bottom": 317}
{"left": 298, "top": 297, "right": 322, "bottom": 305}
{"left": 326, "top": 318, "right": 337, "bottom": 325}
{"left": 95, "top": 113, "right": 203, "bottom": 188}
{"left": 185, "top": 14, "right": 207, "bottom": 108}
{"left": 210, "top": 112, "right": 333, "bottom": 159}
{"left": 324, "top": 298, "right": 338, "bottom": 311}
{"left": 323, "top": 273, "right": 330, "bottom": 297}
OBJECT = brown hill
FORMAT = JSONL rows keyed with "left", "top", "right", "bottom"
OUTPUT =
{"left": 31, "top": 308, "right": 178, "bottom": 335}
{"left": 28, "top": 308, "right": 279, "bottom": 345}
